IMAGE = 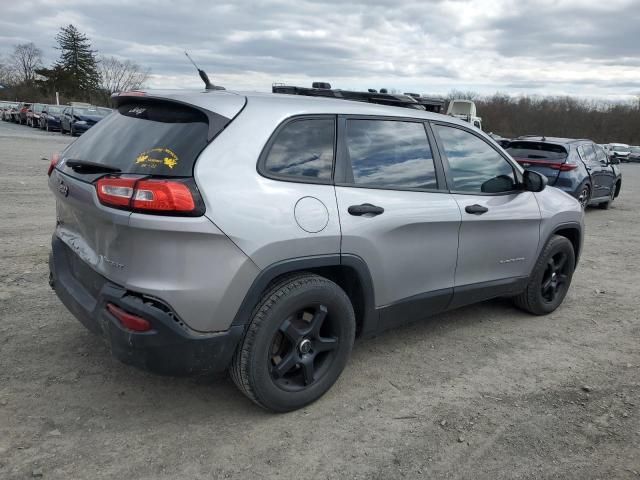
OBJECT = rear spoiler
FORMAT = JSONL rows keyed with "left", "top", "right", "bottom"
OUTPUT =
{"left": 111, "top": 92, "right": 238, "bottom": 142}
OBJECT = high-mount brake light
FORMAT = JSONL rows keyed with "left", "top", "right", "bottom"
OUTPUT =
{"left": 95, "top": 176, "right": 202, "bottom": 215}
{"left": 47, "top": 153, "right": 60, "bottom": 176}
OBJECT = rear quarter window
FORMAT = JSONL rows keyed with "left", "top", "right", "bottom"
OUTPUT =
{"left": 261, "top": 117, "right": 335, "bottom": 182}
{"left": 61, "top": 102, "right": 213, "bottom": 177}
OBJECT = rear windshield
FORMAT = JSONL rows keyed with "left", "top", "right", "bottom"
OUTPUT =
{"left": 62, "top": 101, "right": 213, "bottom": 177}
{"left": 506, "top": 141, "right": 568, "bottom": 161}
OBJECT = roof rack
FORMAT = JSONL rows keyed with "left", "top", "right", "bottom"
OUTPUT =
{"left": 272, "top": 82, "right": 445, "bottom": 113}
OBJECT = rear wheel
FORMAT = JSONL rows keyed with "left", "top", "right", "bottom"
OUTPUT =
{"left": 231, "top": 273, "right": 356, "bottom": 412}
{"left": 514, "top": 235, "right": 575, "bottom": 315}
{"left": 598, "top": 185, "right": 617, "bottom": 209}
{"left": 577, "top": 185, "right": 590, "bottom": 209}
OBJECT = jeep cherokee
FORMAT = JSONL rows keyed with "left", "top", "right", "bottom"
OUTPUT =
{"left": 48, "top": 89, "right": 584, "bottom": 412}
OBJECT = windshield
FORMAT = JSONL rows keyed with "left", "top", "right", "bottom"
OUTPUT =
{"left": 506, "top": 141, "right": 568, "bottom": 161}
{"left": 46, "top": 106, "right": 63, "bottom": 114}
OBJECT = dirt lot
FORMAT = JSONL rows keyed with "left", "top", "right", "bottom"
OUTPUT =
{"left": 0, "top": 119, "right": 638, "bottom": 479}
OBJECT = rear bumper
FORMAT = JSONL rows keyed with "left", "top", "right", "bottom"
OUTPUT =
{"left": 49, "top": 236, "right": 244, "bottom": 375}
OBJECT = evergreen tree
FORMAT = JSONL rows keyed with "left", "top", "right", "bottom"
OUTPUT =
{"left": 54, "top": 24, "right": 100, "bottom": 93}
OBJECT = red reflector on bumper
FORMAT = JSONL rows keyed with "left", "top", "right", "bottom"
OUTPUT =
{"left": 106, "top": 303, "right": 152, "bottom": 332}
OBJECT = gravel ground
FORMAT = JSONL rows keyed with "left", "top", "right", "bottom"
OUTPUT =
{"left": 0, "top": 119, "right": 638, "bottom": 480}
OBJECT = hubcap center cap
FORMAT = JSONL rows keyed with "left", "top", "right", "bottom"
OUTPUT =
{"left": 298, "top": 338, "right": 312, "bottom": 355}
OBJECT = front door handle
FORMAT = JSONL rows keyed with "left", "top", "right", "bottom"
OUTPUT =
{"left": 348, "top": 203, "right": 384, "bottom": 216}
{"left": 465, "top": 204, "right": 489, "bottom": 215}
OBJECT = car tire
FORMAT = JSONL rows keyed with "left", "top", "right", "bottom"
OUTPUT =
{"left": 598, "top": 186, "right": 617, "bottom": 209}
{"left": 577, "top": 184, "right": 590, "bottom": 209}
{"left": 70, "top": 125, "right": 75, "bottom": 136}
{"left": 230, "top": 273, "right": 356, "bottom": 412}
{"left": 45, "top": 121, "right": 50, "bottom": 132}
{"left": 513, "top": 235, "right": 575, "bottom": 315}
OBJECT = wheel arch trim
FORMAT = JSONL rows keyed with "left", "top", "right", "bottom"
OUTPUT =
{"left": 231, "top": 254, "right": 378, "bottom": 335}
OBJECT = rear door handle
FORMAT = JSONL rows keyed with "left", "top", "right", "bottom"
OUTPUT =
{"left": 348, "top": 203, "right": 384, "bottom": 216}
{"left": 465, "top": 204, "right": 489, "bottom": 215}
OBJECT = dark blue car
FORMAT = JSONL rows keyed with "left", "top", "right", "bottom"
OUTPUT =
{"left": 60, "top": 105, "right": 112, "bottom": 136}
{"left": 40, "top": 105, "right": 65, "bottom": 131}
{"left": 506, "top": 136, "right": 622, "bottom": 209}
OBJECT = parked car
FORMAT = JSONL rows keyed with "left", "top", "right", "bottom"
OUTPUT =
{"left": 507, "top": 136, "right": 621, "bottom": 209}
{"left": 60, "top": 105, "right": 112, "bottom": 135}
{"left": 0, "top": 102, "right": 17, "bottom": 121}
{"left": 488, "top": 132, "right": 510, "bottom": 148}
{"left": 48, "top": 89, "right": 584, "bottom": 412}
{"left": 629, "top": 146, "right": 640, "bottom": 163}
{"left": 607, "top": 143, "right": 632, "bottom": 162}
{"left": 16, "top": 102, "right": 32, "bottom": 124}
{"left": 40, "top": 105, "right": 65, "bottom": 131}
{"left": 26, "top": 103, "right": 45, "bottom": 128}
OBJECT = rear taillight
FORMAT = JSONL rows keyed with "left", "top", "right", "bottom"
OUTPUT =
{"left": 106, "top": 303, "right": 152, "bottom": 332}
{"left": 515, "top": 159, "right": 578, "bottom": 171}
{"left": 95, "top": 176, "right": 204, "bottom": 216}
{"left": 47, "top": 153, "right": 60, "bottom": 176}
{"left": 558, "top": 163, "right": 578, "bottom": 171}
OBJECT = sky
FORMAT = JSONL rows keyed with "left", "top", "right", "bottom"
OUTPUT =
{"left": 1, "top": 0, "right": 639, "bottom": 99}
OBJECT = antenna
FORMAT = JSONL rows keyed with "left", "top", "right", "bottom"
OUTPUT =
{"left": 184, "top": 51, "right": 224, "bottom": 91}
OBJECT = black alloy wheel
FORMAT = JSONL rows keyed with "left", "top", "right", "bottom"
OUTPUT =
{"left": 513, "top": 234, "right": 575, "bottom": 315}
{"left": 269, "top": 304, "right": 339, "bottom": 391}
{"left": 540, "top": 251, "right": 570, "bottom": 304}
{"left": 231, "top": 273, "right": 355, "bottom": 412}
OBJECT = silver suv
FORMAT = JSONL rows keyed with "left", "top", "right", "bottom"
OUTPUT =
{"left": 48, "top": 89, "right": 584, "bottom": 412}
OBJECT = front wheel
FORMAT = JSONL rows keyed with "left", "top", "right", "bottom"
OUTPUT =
{"left": 513, "top": 235, "right": 575, "bottom": 315}
{"left": 231, "top": 273, "right": 356, "bottom": 412}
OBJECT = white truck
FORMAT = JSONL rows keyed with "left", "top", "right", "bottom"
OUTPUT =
{"left": 447, "top": 99, "right": 482, "bottom": 130}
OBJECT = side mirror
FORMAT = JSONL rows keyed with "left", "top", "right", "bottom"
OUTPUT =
{"left": 523, "top": 170, "right": 547, "bottom": 192}
{"left": 609, "top": 157, "right": 620, "bottom": 165}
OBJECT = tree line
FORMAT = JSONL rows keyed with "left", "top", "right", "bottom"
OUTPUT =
{"left": 446, "top": 91, "right": 640, "bottom": 145}
{"left": 0, "top": 24, "right": 149, "bottom": 106}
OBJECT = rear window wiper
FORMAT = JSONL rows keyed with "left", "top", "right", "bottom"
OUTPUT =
{"left": 65, "top": 159, "right": 122, "bottom": 174}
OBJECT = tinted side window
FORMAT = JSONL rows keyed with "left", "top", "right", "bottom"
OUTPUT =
{"left": 263, "top": 118, "right": 335, "bottom": 180}
{"left": 345, "top": 119, "right": 437, "bottom": 189}
{"left": 434, "top": 125, "right": 516, "bottom": 193}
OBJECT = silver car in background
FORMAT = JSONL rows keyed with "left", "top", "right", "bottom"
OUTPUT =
{"left": 48, "top": 89, "right": 584, "bottom": 412}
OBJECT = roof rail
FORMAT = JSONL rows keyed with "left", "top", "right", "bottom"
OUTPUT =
{"left": 272, "top": 82, "right": 445, "bottom": 113}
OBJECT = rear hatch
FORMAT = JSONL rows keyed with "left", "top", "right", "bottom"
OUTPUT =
{"left": 48, "top": 93, "right": 245, "bottom": 286}
{"left": 506, "top": 141, "right": 569, "bottom": 185}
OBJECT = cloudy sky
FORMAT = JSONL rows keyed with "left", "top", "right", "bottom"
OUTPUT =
{"left": 1, "top": 0, "right": 639, "bottom": 99}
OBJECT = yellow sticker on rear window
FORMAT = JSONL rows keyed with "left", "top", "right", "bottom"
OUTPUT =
{"left": 135, "top": 148, "right": 179, "bottom": 169}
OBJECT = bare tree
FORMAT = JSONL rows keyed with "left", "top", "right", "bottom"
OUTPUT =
{"left": 10, "top": 43, "right": 43, "bottom": 83}
{"left": 98, "top": 55, "right": 150, "bottom": 94}
{"left": 0, "top": 57, "right": 16, "bottom": 86}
